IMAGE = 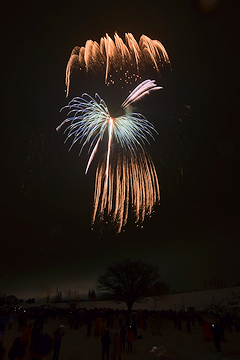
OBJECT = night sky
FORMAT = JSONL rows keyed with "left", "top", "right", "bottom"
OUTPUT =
{"left": 1, "top": 0, "right": 240, "bottom": 300}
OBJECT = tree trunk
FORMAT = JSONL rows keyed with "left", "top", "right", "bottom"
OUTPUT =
{"left": 126, "top": 300, "right": 134, "bottom": 315}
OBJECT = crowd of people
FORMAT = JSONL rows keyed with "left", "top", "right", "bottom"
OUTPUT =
{"left": 0, "top": 304, "right": 239, "bottom": 359}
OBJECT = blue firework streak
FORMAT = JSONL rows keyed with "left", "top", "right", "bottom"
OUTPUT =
{"left": 57, "top": 80, "right": 161, "bottom": 232}
{"left": 57, "top": 82, "right": 159, "bottom": 173}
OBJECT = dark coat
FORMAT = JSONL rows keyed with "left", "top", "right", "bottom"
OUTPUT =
{"left": 101, "top": 331, "right": 111, "bottom": 350}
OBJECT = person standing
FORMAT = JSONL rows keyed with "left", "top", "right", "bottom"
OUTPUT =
{"left": 94, "top": 316, "right": 103, "bottom": 337}
{"left": 212, "top": 323, "right": 221, "bottom": 352}
{"left": 0, "top": 311, "right": 9, "bottom": 336}
{"left": 8, "top": 337, "right": 25, "bottom": 360}
{"left": 120, "top": 325, "right": 126, "bottom": 351}
{"left": 38, "top": 311, "right": 45, "bottom": 334}
{"left": 0, "top": 340, "right": 5, "bottom": 360}
{"left": 113, "top": 332, "right": 121, "bottom": 360}
{"left": 18, "top": 311, "right": 25, "bottom": 333}
{"left": 8, "top": 311, "right": 17, "bottom": 330}
{"left": 53, "top": 326, "right": 65, "bottom": 360}
{"left": 21, "top": 323, "right": 32, "bottom": 352}
{"left": 85, "top": 311, "right": 93, "bottom": 337}
{"left": 132, "top": 320, "right": 137, "bottom": 339}
{"left": 101, "top": 330, "right": 111, "bottom": 360}
{"left": 186, "top": 315, "right": 191, "bottom": 333}
{"left": 127, "top": 326, "right": 134, "bottom": 351}
{"left": 87, "top": 320, "right": 92, "bottom": 337}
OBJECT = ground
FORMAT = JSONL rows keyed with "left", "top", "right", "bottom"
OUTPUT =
{"left": 1, "top": 312, "right": 240, "bottom": 360}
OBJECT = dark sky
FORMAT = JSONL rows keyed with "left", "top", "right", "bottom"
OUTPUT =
{"left": 1, "top": 0, "right": 240, "bottom": 300}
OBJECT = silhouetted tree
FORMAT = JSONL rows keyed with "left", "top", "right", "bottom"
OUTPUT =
{"left": 26, "top": 298, "right": 35, "bottom": 304}
{"left": 0, "top": 292, "right": 6, "bottom": 305}
{"left": 54, "top": 291, "right": 62, "bottom": 303}
{"left": 5, "top": 295, "right": 18, "bottom": 305}
{"left": 88, "top": 289, "right": 97, "bottom": 301}
{"left": 97, "top": 259, "right": 160, "bottom": 312}
{"left": 91, "top": 289, "right": 97, "bottom": 300}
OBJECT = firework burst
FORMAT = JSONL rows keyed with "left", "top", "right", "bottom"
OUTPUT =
{"left": 58, "top": 33, "right": 170, "bottom": 232}
{"left": 65, "top": 33, "right": 170, "bottom": 96}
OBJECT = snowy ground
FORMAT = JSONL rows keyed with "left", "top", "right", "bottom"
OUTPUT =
{"left": 1, "top": 311, "right": 240, "bottom": 360}
{"left": 2, "top": 286, "right": 240, "bottom": 359}
{"left": 66, "top": 286, "right": 240, "bottom": 313}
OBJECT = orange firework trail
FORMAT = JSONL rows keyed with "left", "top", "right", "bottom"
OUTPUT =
{"left": 65, "top": 33, "right": 170, "bottom": 97}
{"left": 93, "top": 150, "right": 160, "bottom": 233}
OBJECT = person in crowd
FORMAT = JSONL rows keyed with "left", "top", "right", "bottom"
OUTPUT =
{"left": 203, "top": 321, "right": 214, "bottom": 342}
{"left": 8, "top": 337, "right": 25, "bottom": 360}
{"left": 94, "top": 315, "right": 103, "bottom": 337}
{"left": 186, "top": 315, "right": 191, "bottom": 333}
{"left": 106, "top": 311, "right": 111, "bottom": 328}
{"left": 17, "top": 311, "right": 25, "bottom": 333}
{"left": 0, "top": 310, "right": 9, "bottom": 335}
{"left": 132, "top": 320, "right": 137, "bottom": 339}
{"left": 53, "top": 326, "right": 65, "bottom": 360}
{"left": 38, "top": 311, "right": 45, "bottom": 334}
{"left": 212, "top": 323, "right": 221, "bottom": 352}
{"left": 150, "top": 320, "right": 157, "bottom": 335}
{"left": 30, "top": 324, "right": 40, "bottom": 350}
{"left": 101, "top": 330, "right": 111, "bottom": 360}
{"left": 127, "top": 326, "right": 134, "bottom": 351}
{"left": 68, "top": 311, "right": 75, "bottom": 329}
{"left": 0, "top": 340, "right": 6, "bottom": 360}
{"left": 21, "top": 323, "right": 33, "bottom": 351}
{"left": 113, "top": 332, "right": 121, "bottom": 360}
{"left": 155, "top": 315, "right": 162, "bottom": 336}
{"left": 177, "top": 315, "right": 182, "bottom": 331}
{"left": 173, "top": 311, "right": 178, "bottom": 329}
{"left": 85, "top": 312, "right": 93, "bottom": 337}
{"left": 120, "top": 325, "right": 126, "bottom": 351}
{"left": 87, "top": 320, "right": 92, "bottom": 337}
{"left": 8, "top": 310, "right": 17, "bottom": 330}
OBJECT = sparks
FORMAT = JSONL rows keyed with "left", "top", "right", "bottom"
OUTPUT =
{"left": 57, "top": 80, "right": 161, "bottom": 231}
{"left": 65, "top": 33, "right": 170, "bottom": 96}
